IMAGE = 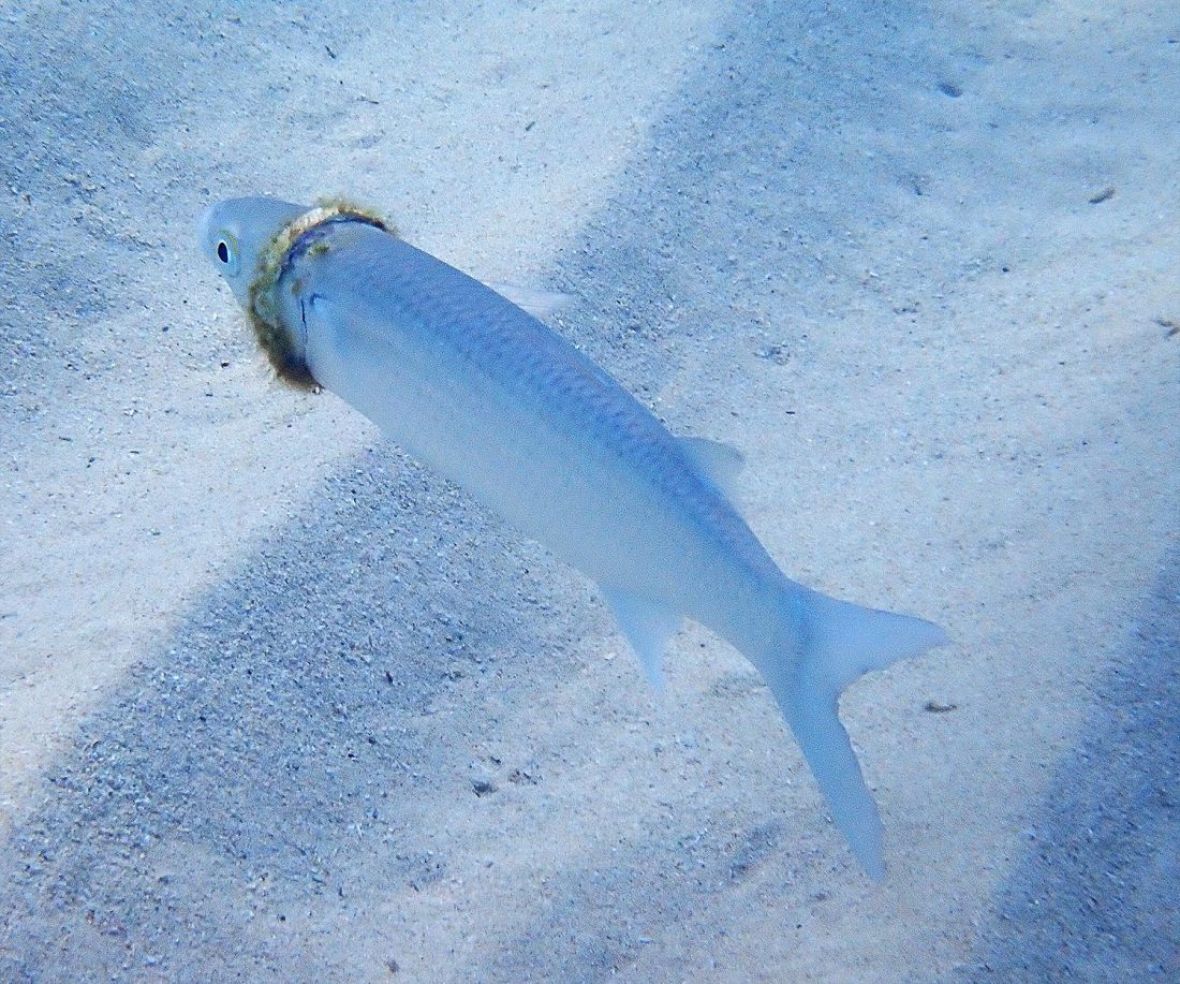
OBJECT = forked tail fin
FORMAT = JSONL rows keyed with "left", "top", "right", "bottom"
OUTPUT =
{"left": 763, "top": 591, "right": 950, "bottom": 879}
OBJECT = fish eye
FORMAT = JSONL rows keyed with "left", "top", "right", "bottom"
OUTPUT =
{"left": 214, "top": 231, "right": 241, "bottom": 275}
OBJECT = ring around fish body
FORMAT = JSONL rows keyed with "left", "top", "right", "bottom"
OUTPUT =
{"left": 198, "top": 197, "right": 950, "bottom": 879}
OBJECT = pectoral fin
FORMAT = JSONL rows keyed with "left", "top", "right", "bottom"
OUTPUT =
{"left": 487, "top": 282, "right": 572, "bottom": 321}
{"left": 601, "top": 587, "right": 681, "bottom": 692}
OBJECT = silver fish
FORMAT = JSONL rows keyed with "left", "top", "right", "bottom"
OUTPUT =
{"left": 198, "top": 196, "right": 949, "bottom": 878}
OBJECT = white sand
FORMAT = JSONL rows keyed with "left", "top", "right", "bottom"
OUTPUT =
{"left": 1, "top": 1, "right": 1176, "bottom": 980}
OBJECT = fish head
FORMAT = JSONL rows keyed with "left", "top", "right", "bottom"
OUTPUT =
{"left": 197, "top": 196, "right": 307, "bottom": 310}
{"left": 198, "top": 196, "right": 323, "bottom": 387}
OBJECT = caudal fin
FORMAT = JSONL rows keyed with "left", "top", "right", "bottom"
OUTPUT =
{"left": 763, "top": 592, "right": 949, "bottom": 879}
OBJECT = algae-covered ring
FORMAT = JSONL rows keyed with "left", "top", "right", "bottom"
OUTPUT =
{"left": 243, "top": 201, "right": 387, "bottom": 390}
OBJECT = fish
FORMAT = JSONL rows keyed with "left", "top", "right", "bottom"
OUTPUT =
{"left": 197, "top": 196, "right": 949, "bottom": 879}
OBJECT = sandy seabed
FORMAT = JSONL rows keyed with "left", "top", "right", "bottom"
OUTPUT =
{"left": 1, "top": 1, "right": 1177, "bottom": 981}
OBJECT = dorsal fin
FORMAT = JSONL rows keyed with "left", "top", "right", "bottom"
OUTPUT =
{"left": 678, "top": 436, "right": 745, "bottom": 497}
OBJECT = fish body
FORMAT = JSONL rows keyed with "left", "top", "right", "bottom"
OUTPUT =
{"left": 288, "top": 221, "right": 773, "bottom": 645}
{"left": 199, "top": 197, "right": 949, "bottom": 878}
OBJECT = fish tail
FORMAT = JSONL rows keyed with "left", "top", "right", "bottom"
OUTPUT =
{"left": 758, "top": 589, "right": 949, "bottom": 879}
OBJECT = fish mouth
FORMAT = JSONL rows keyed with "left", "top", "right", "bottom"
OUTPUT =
{"left": 195, "top": 204, "right": 219, "bottom": 259}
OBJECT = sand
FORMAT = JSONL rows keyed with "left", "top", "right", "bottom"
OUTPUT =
{"left": 1, "top": 1, "right": 1176, "bottom": 980}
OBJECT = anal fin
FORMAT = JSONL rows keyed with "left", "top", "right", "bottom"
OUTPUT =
{"left": 601, "top": 587, "right": 681, "bottom": 692}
